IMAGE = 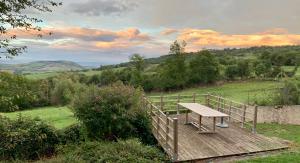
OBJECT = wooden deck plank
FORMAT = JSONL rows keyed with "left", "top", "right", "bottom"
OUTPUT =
{"left": 170, "top": 114, "right": 288, "bottom": 162}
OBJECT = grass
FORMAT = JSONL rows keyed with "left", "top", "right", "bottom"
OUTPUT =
{"left": 25, "top": 72, "right": 61, "bottom": 80}
{"left": 148, "top": 80, "right": 282, "bottom": 104}
{"left": 0, "top": 106, "right": 77, "bottom": 129}
{"left": 24, "top": 67, "right": 126, "bottom": 80}
{"left": 237, "top": 123, "right": 300, "bottom": 163}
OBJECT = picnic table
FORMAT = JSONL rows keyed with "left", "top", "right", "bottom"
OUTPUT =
{"left": 178, "top": 103, "right": 229, "bottom": 133}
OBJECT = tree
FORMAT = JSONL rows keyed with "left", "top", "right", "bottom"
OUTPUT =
{"left": 236, "top": 60, "right": 251, "bottom": 79}
{"left": 169, "top": 40, "right": 186, "bottom": 55}
{"left": 159, "top": 40, "right": 187, "bottom": 90}
{"left": 0, "top": 0, "right": 61, "bottom": 59}
{"left": 188, "top": 50, "right": 219, "bottom": 84}
{"left": 225, "top": 65, "right": 239, "bottom": 80}
{"left": 130, "top": 54, "right": 145, "bottom": 72}
{"left": 129, "top": 54, "right": 145, "bottom": 86}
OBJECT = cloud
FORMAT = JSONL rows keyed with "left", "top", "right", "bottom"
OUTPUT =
{"left": 176, "top": 28, "right": 300, "bottom": 51}
{"left": 70, "top": 0, "right": 137, "bottom": 16}
{"left": 258, "top": 28, "right": 289, "bottom": 35}
{"left": 161, "top": 28, "right": 178, "bottom": 35}
{"left": 7, "top": 27, "right": 152, "bottom": 50}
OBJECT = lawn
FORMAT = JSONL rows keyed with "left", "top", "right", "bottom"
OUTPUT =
{"left": 148, "top": 80, "right": 282, "bottom": 104}
{"left": 237, "top": 123, "right": 300, "bottom": 163}
{"left": 0, "top": 106, "right": 77, "bottom": 129}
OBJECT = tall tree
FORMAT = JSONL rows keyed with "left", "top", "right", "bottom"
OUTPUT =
{"left": 159, "top": 40, "right": 187, "bottom": 90}
{"left": 129, "top": 54, "right": 145, "bottom": 87}
{"left": 188, "top": 50, "right": 219, "bottom": 84}
{"left": 0, "top": 0, "right": 61, "bottom": 59}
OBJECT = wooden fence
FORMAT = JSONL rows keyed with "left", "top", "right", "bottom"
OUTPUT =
{"left": 142, "top": 97, "right": 178, "bottom": 161}
{"left": 205, "top": 94, "right": 258, "bottom": 133}
{"left": 148, "top": 93, "right": 258, "bottom": 133}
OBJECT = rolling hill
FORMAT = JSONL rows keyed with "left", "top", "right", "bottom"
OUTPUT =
{"left": 0, "top": 61, "right": 85, "bottom": 74}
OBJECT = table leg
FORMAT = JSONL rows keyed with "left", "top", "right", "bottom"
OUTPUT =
{"left": 185, "top": 111, "right": 188, "bottom": 124}
{"left": 199, "top": 115, "right": 202, "bottom": 132}
{"left": 213, "top": 117, "right": 216, "bottom": 132}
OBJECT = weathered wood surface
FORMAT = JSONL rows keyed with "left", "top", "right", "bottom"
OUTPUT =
{"left": 173, "top": 114, "right": 288, "bottom": 162}
{"left": 178, "top": 103, "right": 229, "bottom": 117}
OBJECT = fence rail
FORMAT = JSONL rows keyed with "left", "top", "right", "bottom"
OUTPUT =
{"left": 148, "top": 93, "right": 258, "bottom": 133}
{"left": 142, "top": 97, "right": 178, "bottom": 161}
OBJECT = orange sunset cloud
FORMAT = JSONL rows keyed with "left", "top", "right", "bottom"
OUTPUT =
{"left": 176, "top": 28, "right": 300, "bottom": 51}
{"left": 6, "top": 27, "right": 152, "bottom": 50}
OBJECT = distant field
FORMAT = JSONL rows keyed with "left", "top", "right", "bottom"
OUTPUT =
{"left": 148, "top": 80, "right": 282, "bottom": 104}
{"left": 24, "top": 67, "right": 126, "bottom": 80}
{"left": 0, "top": 106, "right": 77, "bottom": 129}
{"left": 24, "top": 71, "right": 61, "bottom": 79}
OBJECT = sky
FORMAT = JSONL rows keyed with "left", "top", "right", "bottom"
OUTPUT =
{"left": 3, "top": 0, "right": 300, "bottom": 66}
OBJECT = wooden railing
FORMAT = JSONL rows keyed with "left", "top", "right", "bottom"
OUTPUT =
{"left": 148, "top": 93, "right": 206, "bottom": 114}
{"left": 142, "top": 97, "right": 178, "bottom": 161}
{"left": 205, "top": 94, "right": 258, "bottom": 133}
{"left": 148, "top": 93, "right": 258, "bottom": 133}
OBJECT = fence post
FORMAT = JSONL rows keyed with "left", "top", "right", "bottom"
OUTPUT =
{"left": 247, "top": 90, "right": 250, "bottom": 105}
{"left": 252, "top": 105, "right": 258, "bottom": 134}
{"left": 166, "top": 115, "right": 169, "bottom": 147}
{"left": 157, "top": 111, "right": 160, "bottom": 137}
{"left": 241, "top": 104, "right": 247, "bottom": 128}
{"left": 205, "top": 94, "right": 210, "bottom": 107}
{"left": 229, "top": 101, "right": 232, "bottom": 121}
{"left": 217, "top": 96, "right": 221, "bottom": 111}
{"left": 150, "top": 103, "right": 153, "bottom": 115}
{"left": 160, "top": 95, "right": 164, "bottom": 111}
{"left": 177, "top": 94, "right": 180, "bottom": 115}
{"left": 193, "top": 93, "right": 196, "bottom": 103}
{"left": 173, "top": 118, "right": 178, "bottom": 161}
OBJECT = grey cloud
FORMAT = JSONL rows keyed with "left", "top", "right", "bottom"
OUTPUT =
{"left": 70, "top": 0, "right": 138, "bottom": 16}
{"left": 130, "top": 0, "right": 300, "bottom": 34}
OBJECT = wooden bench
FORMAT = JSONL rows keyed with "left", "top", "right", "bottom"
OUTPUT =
{"left": 178, "top": 103, "right": 229, "bottom": 133}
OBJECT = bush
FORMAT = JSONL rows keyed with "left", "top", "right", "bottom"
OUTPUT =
{"left": 0, "top": 72, "right": 38, "bottom": 112}
{"left": 0, "top": 96, "right": 19, "bottom": 112}
{"left": 58, "top": 124, "right": 86, "bottom": 144}
{"left": 50, "top": 78, "right": 84, "bottom": 106}
{"left": 72, "top": 82, "right": 153, "bottom": 143}
{"left": 54, "top": 139, "right": 168, "bottom": 163}
{"left": 275, "top": 80, "right": 300, "bottom": 105}
{"left": 0, "top": 115, "right": 59, "bottom": 160}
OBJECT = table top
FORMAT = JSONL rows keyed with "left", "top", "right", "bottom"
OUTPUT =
{"left": 178, "top": 103, "right": 229, "bottom": 117}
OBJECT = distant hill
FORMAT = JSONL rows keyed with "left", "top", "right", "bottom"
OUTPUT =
{"left": 96, "top": 45, "right": 300, "bottom": 70}
{"left": 0, "top": 61, "right": 85, "bottom": 74}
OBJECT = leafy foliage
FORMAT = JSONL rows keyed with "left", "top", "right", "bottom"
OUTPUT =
{"left": 0, "top": 115, "right": 59, "bottom": 160}
{"left": 188, "top": 50, "right": 219, "bottom": 84}
{"left": 0, "top": 0, "right": 61, "bottom": 58}
{"left": 72, "top": 82, "right": 154, "bottom": 143}
{"left": 53, "top": 139, "right": 168, "bottom": 163}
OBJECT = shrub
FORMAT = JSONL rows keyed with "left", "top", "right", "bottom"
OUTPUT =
{"left": 54, "top": 139, "right": 168, "bottom": 163}
{"left": 0, "top": 96, "right": 19, "bottom": 112}
{"left": 0, "top": 72, "right": 40, "bottom": 112}
{"left": 72, "top": 82, "right": 153, "bottom": 143}
{"left": 275, "top": 80, "right": 300, "bottom": 105}
{"left": 0, "top": 115, "right": 59, "bottom": 160}
{"left": 50, "top": 78, "right": 84, "bottom": 106}
{"left": 58, "top": 124, "right": 86, "bottom": 144}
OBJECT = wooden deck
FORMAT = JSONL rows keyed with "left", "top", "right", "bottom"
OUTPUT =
{"left": 174, "top": 113, "right": 288, "bottom": 162}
